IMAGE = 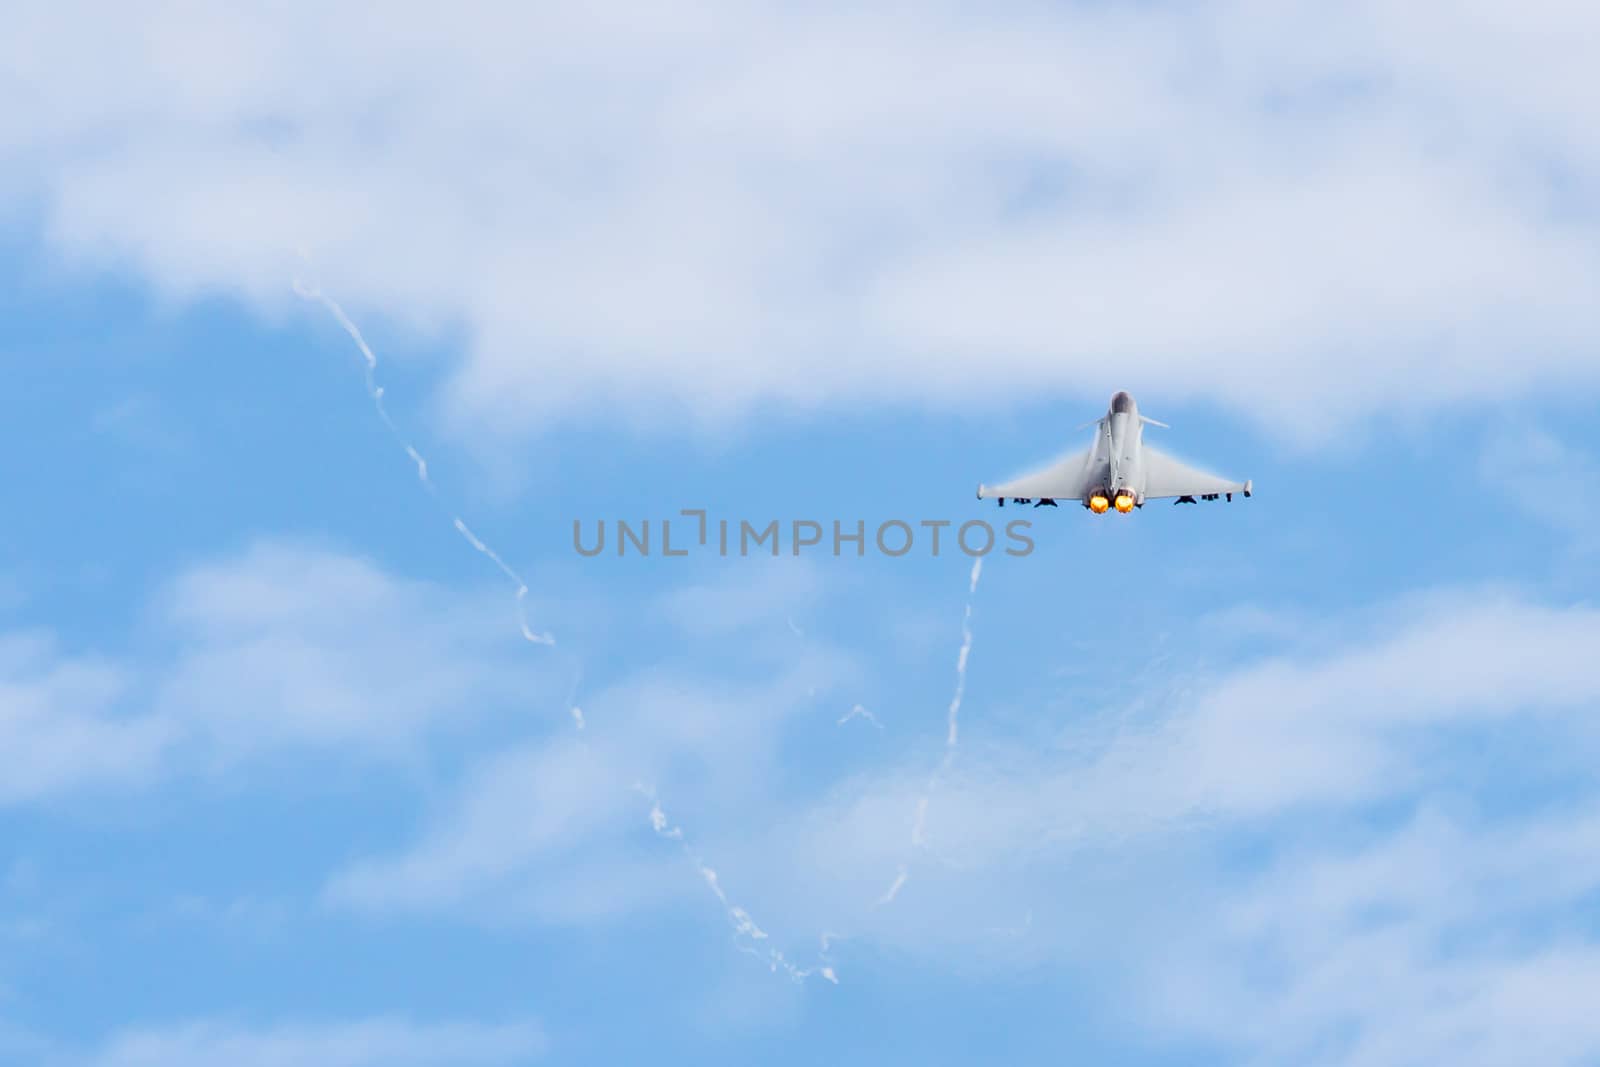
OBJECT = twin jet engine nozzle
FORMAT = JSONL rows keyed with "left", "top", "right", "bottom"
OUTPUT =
{"left": 1086, "top": 488, "right": 1138, "bottom": 514}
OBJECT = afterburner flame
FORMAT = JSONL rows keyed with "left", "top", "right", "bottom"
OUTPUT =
{"left": 1089, "top": 495, "right": 1110, "bottom": 514}
{"left": 1114, "top": 494, "right": 1135, "bottom": 513}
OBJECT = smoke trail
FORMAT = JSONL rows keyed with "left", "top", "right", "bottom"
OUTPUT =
{"left": 638, "top": 785, "right": 838, "bottom": 984}
{"left": 942, "top": 557, "right": 982, "bottom": 761}
{"left": 837, "top": 703, "right": 883, "bottom": 729}
{"left": 292, "top": 279, "right": 554, "bottom": 648}
{"left": 887, "top": 556, "right": 984, "bottom": 899}
{"left": 297, "top": 276, "right": 831, "bottom": 981}
{"left": 878, "top": 865, "right": 908, "bottom": 904}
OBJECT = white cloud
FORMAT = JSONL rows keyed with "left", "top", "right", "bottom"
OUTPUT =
{"left": 324, "top": 566, "right": 861, "bottom": 923}
{"left": 1151, "top": 808, "right": 1600, "bottom": 1066}
{"left": 154, "top": 539, "right": 552, "bottom": 756}
{"left": 88, "top": 1018, "right": 544, "bottom": 1067}
{"left": 771, "top": 593, "right": 1600, "bottom": 891}
{"left": 311, "top": 558, "right": 1600, "bottom": 1061}
{"left": 758, "top": 591, "right": 1600, "bottom": 895}
{"left": 12, "top": 522, "right": 1600, "bottom": 1056}
{"left": 8, "top": 2, "right": 1600, "bottom": 437}
{"left": 0, "top": 539, "right": 558, "bottom": 804}
{"left": 654, "top": 589, "right": 1600, "bottom": 1057}
{"left": 318, "top": 575, "right": 1600, "bottom": 1010}
{"left": 1480, "top": 427, "right": 1600, "bottom": 544}
{"left": 0, "top": 631, "right": 174, "bottom": 804}
{"left": 316, "top": 643, "right": 857, "bottom": 927}
{"left": 322, "top": 737, "right": 665, "bottom": 919}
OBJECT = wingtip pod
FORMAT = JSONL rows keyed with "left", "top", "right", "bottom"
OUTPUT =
{"left": 976, "top": 483, "right": 985, "bottom": 499}
{"left": 1244, "top": 479, "right": 1253, "bottom": 498}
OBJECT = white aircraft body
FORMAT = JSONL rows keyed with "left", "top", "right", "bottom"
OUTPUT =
{"left": 977, "top": 391, "right": 1253, "bottom": 514}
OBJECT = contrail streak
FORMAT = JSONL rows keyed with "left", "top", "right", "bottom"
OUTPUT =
{"left": 292, "top": 279, "right": 554, "bottom": 648}
{"left": 297, "top": 274, "right": 831, "bottom": 982}
{"left": 942, "top": 557, "right": 982, "bottom": 760}
{"left": 838, "top": 703, "right": 884, "bottom": 729}
{"left": 888, "top": 556, "right": 984, "bottom": 899}
{"left": 638, "top": 785, "right": 838, "bottom": 984}
{"left": 878, "top": 865, "right": 908, "bottom": 904}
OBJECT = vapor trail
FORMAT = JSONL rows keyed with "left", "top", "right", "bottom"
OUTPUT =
{"left": 296, "top": 275, "right": 828, "bottom": 981}
{"left": 638, "top": 786, "right": 838, "bottom": 984}
{"left": 838, "top": 703, "right": 883, "bottom": 729}
{"left": 889, "top": 556, "right": 984, "bottom": 897}
{"left": 878, "top": 865, "right": 908, "bottom": 904}
{"left": 942, "top": 557, "right": 982, "bottom": 761}
{"left": 292, "top": 279, "right": 554, "bottom": 648}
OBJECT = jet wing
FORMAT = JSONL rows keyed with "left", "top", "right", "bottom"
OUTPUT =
{"left": 978, "top": 447, "right": 1096, "bottom": 501}
{"left": 1141, "top": 446, "right": 1251, "bottom": 500}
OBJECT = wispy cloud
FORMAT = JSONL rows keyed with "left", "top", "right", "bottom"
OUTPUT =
{"left": 1156, "top": 807, "right": 1600, "bottom": 1066}
{"left": 0, "top": 630, "right": 173, "bottom": 804}
{"left": 784, "top": 593, "right": 1600, "bottom": 882}
{"left": 322, "top": 561, "right": 863, "bottom": 977}
{"left": 321, "top": 645, "right": 858, "bottom": 925}
{"left": 315, "top": 559, "right": 1600, "bottom": 1057}
{"left": 87, "top": 1017, "right": 545, "bottom": 1067}
{"left": 696, "top": 589, "right": 1600, "bottom": 1058}
{"left": 0, "top": 539, "right": 560, "bottom": 804}
{"left": 1480, "top": 426, "right": 1600, "bottom": 546}
{"left": 321, "top": 737, "right": 669, "bottom": 921}
{"left": 8, "top": 3, "right": 1600, "bottom": 436}
{"left": 154, "top": 539, "right": 554, "bottom": 757}
{"left": 13, "top": 526, "right": 1600, "bottom": 1059}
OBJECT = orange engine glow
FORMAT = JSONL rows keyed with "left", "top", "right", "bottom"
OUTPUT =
{"left": 1089, "top": 495, "right": 1110, "bottom": 514}
{"left": 1114, "top": 494, "right": 1135, "bottom": 513}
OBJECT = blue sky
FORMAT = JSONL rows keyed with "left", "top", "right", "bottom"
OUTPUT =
{"left": 6, "top": 4, "right": 1600, "bottom": 1065}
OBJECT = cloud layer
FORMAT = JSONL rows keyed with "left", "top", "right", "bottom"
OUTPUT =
{"left": 0, "top": 540, "right": 552, "bottom": 803}
{"left": 9, "top": 1, "right": 1600, "bottom": 437}
{"left": 10, "top": 532, "right": 1600, "bottom": 1061}
{"left": 734, "top": 591, "right": 1600, "bottom": 1062}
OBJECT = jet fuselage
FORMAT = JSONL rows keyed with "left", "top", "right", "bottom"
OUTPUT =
{"left": 1103, "top": 390, "right": 1143, "bottom": 500}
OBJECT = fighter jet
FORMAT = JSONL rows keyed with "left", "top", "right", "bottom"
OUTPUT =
{"left": 977, "top": 391, "right": 1252, "bottom": 513}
